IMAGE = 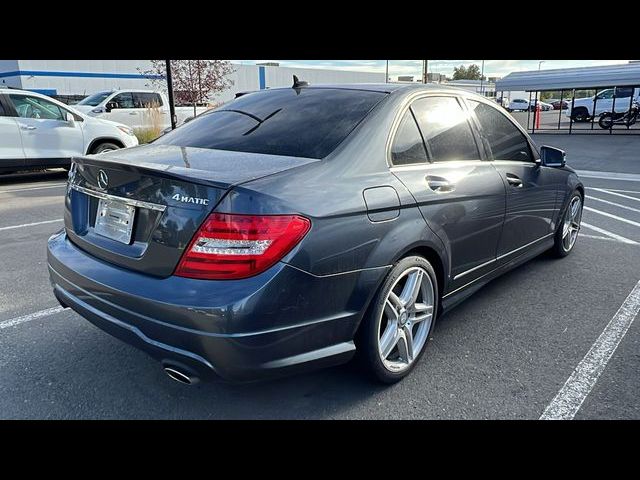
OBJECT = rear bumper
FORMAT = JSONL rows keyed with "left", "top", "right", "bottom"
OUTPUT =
{"left": 47, "top": 231, "right": 388, "bottom": 382}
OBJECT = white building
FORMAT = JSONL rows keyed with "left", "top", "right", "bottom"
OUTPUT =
{"left": 0, "top": 60, "right": 386, "bottom": 104}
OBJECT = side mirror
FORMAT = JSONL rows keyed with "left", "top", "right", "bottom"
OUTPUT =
{"left": 540, "top": 145, "right": 566, "bottom": 168}
{"left": 105, "top": 101, "right": 117, "bottom": 113}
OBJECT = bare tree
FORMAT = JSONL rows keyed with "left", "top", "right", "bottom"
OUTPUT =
{"left": 140, "top": 60, "right": 234, "bottom": 116}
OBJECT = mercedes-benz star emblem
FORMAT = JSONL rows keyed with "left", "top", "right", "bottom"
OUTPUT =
{"left": 97, "top": 170, "right": 109, "bottom": 190}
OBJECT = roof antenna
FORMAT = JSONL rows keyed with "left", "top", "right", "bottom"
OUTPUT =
{"left": 292, "top": 75, "right": 308, "bottom": 88}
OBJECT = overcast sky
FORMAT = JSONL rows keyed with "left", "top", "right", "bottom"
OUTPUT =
{"left": 234, "top": 60, "right": 631, "bottom": 79}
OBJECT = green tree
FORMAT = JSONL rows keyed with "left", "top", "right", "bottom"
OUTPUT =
{"left": 452, "top": 64, "right": 485, "bottom": 81}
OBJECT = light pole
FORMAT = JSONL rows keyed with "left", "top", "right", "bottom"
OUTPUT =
{"left": 480, "top": 60, "right": 485, "bottom": 96}
{"left": 165, "top": 60, "right": 177, "bottom": 130}
{"left": 385, "top": 60, "right": 389, "bottom": 83}
{"left": 538, "top": 60, "right": 545, "bottom": 70}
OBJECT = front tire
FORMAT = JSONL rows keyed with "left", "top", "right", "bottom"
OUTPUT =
{"left": 359, "top": 256, "right": 438, "bottom": 384}
{"left": 598, "top": 113, "right": 614, "bottom": 129}
{"left": 552, "top": 192, "right": 583, "bottom": 258}
{"left": 92, "top": 142, "right": 120, "bottom": 154}
{"left": 571, "top": 107, "right": 590, "bottom": 122}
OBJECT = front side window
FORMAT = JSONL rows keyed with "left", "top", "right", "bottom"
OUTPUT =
{"left": 411, "top": 96, "right": 480, "bottom": 162}
{"left": 614, "top": 87, "right": 633, "bottom": 98}
{"left": 155, "top": 88, "right": 387, "bottom": 159}
{"left": 77, "top": 91, "right": 111, "bottom": 106}
{"left": 391, "top": 110, "right": 428, "bottom": 165}
{"left": 468, "top": 100, "right": 533, "bottom": 162}
{"left": 111, "top": 93, "right": 135, "bottom": 109}
{"left": 596, "top": 89, "right": 614, "bottom": 100}
{"left": 9, "top": 94, "right": 66, "bottom": 121}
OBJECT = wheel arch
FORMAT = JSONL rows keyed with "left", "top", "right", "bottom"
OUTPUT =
{"left": 86, "top": 137, "right": 125, "bottom": 154}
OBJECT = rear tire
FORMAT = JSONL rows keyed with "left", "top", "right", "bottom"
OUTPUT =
{"left": 358, "top": 256, "right": 438, "bottom": 384}
{"left": 552, "top": 191, "right": 583, "bottom": 258}
{"left": 92, "top": 142, "right": 120, "bottom": 154}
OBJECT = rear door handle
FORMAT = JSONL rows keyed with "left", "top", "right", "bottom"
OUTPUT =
{"left": 506, "top": 173, "right": 523, "bottom": 188}
{"left": 426, "top": 175, "right": 454, "bottom": 192}
{"left": 19, "top": 124, "right": 36, "bottom": 130}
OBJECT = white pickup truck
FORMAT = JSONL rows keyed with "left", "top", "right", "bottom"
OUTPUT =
{"left": 73, "top": 89, "right": 209, "bottom": 130}
{"left": 566, "top": 87, "right": 640, "bottom": 122}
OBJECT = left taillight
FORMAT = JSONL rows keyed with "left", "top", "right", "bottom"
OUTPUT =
{"left": 174, "top": 213, "right": 311, "bottom": 280}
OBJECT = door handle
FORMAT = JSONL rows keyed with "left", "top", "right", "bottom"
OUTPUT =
{"left": 426, "top": 175, "right": 455, "bottom": 193}
{"left": 19, "top": 124, "right": 36, "bottom": 130}
{"left": 506, "top": 173, "right": 523, "bottom": 188}
{"left": 129, "top": 112, "right": 138, "bottom": 115}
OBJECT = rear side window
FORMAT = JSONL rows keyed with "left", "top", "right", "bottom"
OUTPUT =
{"left": 0, "top": 98, "right": 5, "bottom": 116}
{"left": 411, "top": 96, "right": 480, "bottom": 162}
{"left": 155, "top": 88, "right": 387, "bottom": 159}
{"left": 133, "top": 92, "right": 163, "bottom": 108}
{"left": 391, "top": 110, "right": 428, "bottom": 165}
{"left": 468, "top": 100, "right": 533, "bottom": 162}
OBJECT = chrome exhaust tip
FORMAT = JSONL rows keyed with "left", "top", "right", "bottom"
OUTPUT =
{"left": 163, "top": 366, "right": 198, "bottom": 385}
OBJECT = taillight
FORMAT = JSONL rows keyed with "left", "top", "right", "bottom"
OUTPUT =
{"left": 174, "top": 213, "right": 311, "bottom": 280}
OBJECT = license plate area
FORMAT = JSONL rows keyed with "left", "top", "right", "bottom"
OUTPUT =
{"left": 94, "top": 198, "right": 135, "bottom": 244}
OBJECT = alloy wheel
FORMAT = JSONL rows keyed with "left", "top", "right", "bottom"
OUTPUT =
{"left": 562, "top": 196, "right": 582, "bottom": 252}
{"left": 377, "top": 267, "right": 434, "bottom": 373}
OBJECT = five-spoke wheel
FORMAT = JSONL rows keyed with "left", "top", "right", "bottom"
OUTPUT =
{"left": 360, "top": 256, "right": 438, "bottom": 383}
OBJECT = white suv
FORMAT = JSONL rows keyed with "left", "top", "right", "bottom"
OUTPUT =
{"left": 0, "top": 88, "right": 138, "bottom": 173}
{"left": 506, "top": 98, "right": 529, "bottom": 112}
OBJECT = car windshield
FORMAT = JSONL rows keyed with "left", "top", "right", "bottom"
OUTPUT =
{"left": 155, "top": 87, "right": 388, "bottom": 159}
{"left": 77, "top": 91, "right": 112, "bottom": 106}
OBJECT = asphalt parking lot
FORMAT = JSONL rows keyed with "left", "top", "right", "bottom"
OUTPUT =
{"left": 1, "top": 135, "right": 639, "bottom": 419}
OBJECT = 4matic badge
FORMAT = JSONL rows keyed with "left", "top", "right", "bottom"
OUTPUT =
{"left": 171, "top": 193, "right": 209, "bottom": 206}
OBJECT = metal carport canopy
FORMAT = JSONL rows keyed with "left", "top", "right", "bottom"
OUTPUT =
{"left": 496, "top": 63, "right": 640, "bottom": 91}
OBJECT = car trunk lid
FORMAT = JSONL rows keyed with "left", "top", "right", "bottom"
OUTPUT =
{"left": 65, "top": 144, "right": 318, "bottom": 277}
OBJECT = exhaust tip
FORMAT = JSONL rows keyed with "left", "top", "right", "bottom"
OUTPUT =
{"left": 163, "top": 366, "right": 198, "bottom": 385}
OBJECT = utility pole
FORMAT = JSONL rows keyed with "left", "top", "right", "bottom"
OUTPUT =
{"left": 480, "top": 60, "right": 485, "bottom": 96}
{"left": 385, "top": 60, "right": 389, "bottom": 83}
{"left": 165, "top": 60, "right": 177, "bottom": 130}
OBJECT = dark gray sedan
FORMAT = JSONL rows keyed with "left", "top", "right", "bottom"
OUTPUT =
{"left": 47, "top": 82, "right": 584, "bottom": 384}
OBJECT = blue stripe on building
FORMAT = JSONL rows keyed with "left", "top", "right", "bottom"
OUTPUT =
{"left": 258, "top": 66, "right": 266, "bottom": 90}
{"left": 0, "top": 70, "right": 164, "bottom": 80}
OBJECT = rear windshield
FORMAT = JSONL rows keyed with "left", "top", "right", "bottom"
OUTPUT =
{"left": 155, "top": 88, "right": 387, "bottom": 159}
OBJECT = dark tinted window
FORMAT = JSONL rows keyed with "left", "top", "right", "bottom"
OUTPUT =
{"left": 155, "top": 88, "right": 387, "bottom": 159}
{"left": 133, "top": 92, "right": 163, "bottom": 108}
{"left": 391, "top": 110, "right": 427, "bottom": 165}
{"left": 614, "top": 87, "right": 633, "bottom": 98}
{"left": 0, "top": 98, "right": 5, "bottom": 116}
{"left": 111, "top": 93, "right": 134, "bottom": 109}
{"left": 411, "top": 97, "right": 480, "bottom": 162}
{"left": 468, "top": 100, "right": 533, "bottom": 162}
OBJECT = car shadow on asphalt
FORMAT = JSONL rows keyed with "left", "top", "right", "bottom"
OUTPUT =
{"left": 0, "top": 169, "right": 68, "bottom": 187}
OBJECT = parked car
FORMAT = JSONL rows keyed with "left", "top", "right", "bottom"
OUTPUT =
{"left": 0, "top": 88, "right": 138, "bottom": 173}
{"left": 48, "top": 82, "right": 584, "bottom": 385}
{"left": 550, "top": 100, "right": 570, "bottom": 110}
{"left": 566, "top": 87, "right": 640, "bottom": 122}
{"left": 73, "top": 89, "right": 209, "bottom": 130}
{"left": 507, "top": 98, "right": 529, "bottom": 111}
{"left": 528, "top": 99, "right": 553, "bottom": 111}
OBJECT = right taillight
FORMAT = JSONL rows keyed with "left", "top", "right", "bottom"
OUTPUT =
{"left": 174, "top": 213, "right": 311, "bottom": 280}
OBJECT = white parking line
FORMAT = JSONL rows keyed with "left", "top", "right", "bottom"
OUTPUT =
{"left": 580, "top": 222, "right": 639, "bottom": 245}
{"left": 0, "top": 183, "right": 66, "bottom": 194}
{"left": 0, "top": 306, "right": 67, "bottom": 330}
{"left": 0, "top": 219, "right": 63, "bottom": 232}
{"left": 576, "top": 170, "right": 640, "bottom": 182}
{"left": 590, "top": 188, "right": 640, "bottom": 195}
{"left": 580, "top": 234, "right": 629, "bottom": 243}
{"left": 584, "top": 206, "right": 640, "bottom": 228}
{"left": 540, "top": 279, "right": 640, "bottom": 420}
{"left": 589, "top": 188, "right": 640, "bottom": 203}
{"left": 586, "top": 196, "right": 640, "bottom": 214}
